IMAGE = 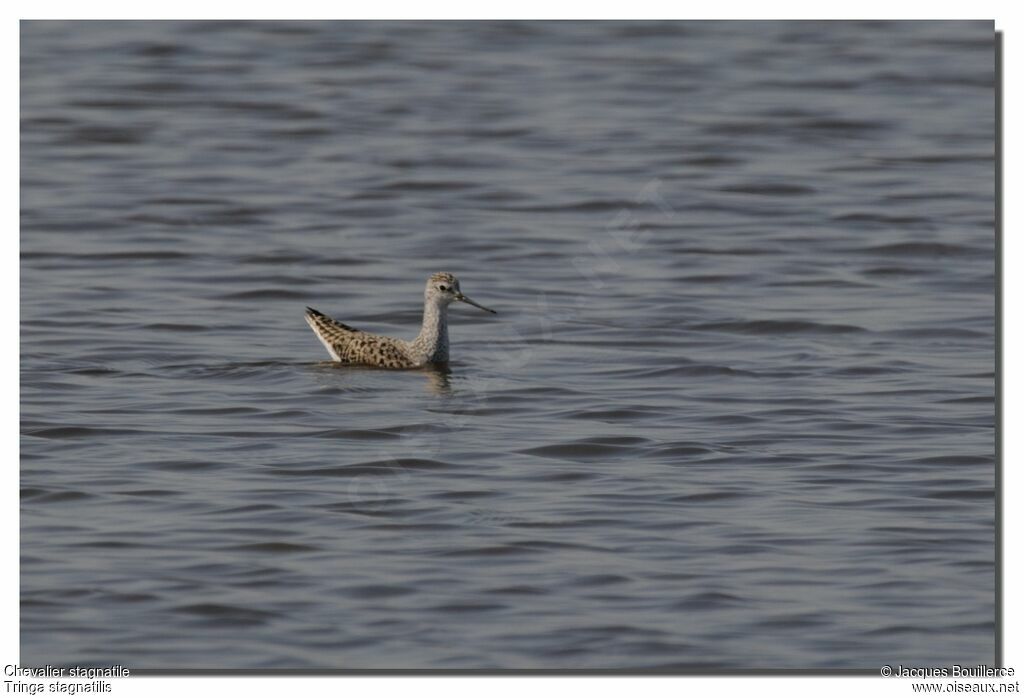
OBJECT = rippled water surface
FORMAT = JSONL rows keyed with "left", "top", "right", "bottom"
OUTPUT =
{"left": 20, "top": 20, "right": 996, "bottom": 670}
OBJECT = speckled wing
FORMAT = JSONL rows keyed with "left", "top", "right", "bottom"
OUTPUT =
{"left": 304, "top": 307, "right": 417, "bottom": 368}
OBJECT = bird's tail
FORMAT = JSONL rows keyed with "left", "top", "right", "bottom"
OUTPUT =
{"left": 304, "top": 307, "right": 358, "bottom": 361}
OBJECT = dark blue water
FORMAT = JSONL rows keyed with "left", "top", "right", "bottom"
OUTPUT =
{"left": 20, "top": 20, "right": 996, "bottom": 670}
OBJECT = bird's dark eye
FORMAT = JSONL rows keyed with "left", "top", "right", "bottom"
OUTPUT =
{"left": 439, "top": 285, "right": 448, "bottom": 292}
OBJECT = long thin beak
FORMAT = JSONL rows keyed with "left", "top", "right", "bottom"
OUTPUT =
{"left": 455, "top": 292, "right": 496, "bottom": 314}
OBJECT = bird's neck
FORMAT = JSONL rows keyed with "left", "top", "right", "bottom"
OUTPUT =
{"left": 413, "top": 300, "right": 449, "bottom": 362}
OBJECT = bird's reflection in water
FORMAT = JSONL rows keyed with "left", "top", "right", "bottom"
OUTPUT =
{"left": 307, "top": 361, "right": 454, "bottom": 396}
{"left": 422, "top": 364, "right": 453, "bottom": 396}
